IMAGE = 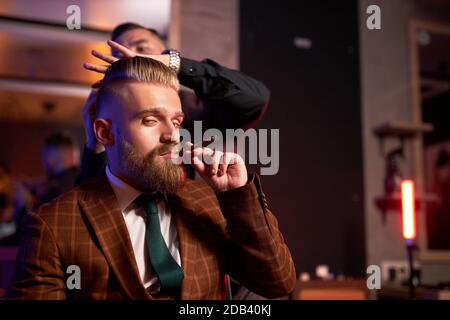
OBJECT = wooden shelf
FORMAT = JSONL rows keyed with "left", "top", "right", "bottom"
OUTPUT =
{"left": 293, "top": 279, "right": 370, "bottom": 300}
{"left": 378, "top": 285, "right": 450, "bottom": 300}
{"left": 373, "top": 121, "right": 433, "bottom": 138}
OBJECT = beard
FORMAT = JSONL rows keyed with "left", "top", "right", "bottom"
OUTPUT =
{"left": 117, "top": 136, "right": 186, "bottom": 194}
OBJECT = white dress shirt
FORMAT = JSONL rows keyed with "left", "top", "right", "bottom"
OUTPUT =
{"left": 106, "top": 166, "right": 181, "bottom": 292}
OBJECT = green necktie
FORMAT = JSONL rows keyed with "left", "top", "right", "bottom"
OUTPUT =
{"left": 135, "top": 194, "right": 184, "bottom": 295}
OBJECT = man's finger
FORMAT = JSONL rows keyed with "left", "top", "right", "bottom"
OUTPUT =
{"left": 190, "top": 149, "right": 207, "bottom": 174}
{"left": 201, "top": 147, "right": 215, "bottom": 160}
{"left": 208, "top": 150, "right": 223, "bottom": 176}
{"left": 218, "top": 152, "right": 233, "bottom": 176}
{"left": 107, "top": 40, "right": 136, "bottom": 58}
{"left": 83, "top": 63, "right": 108, "bottom": 74}
{"left": 91, "top": 50, "right": 118, "bottom": 64}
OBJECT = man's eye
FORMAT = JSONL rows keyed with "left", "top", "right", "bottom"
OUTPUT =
{"left": 143, "top": 119, "right": 157, "bottom": 126}
{"left": 172, "top": 121, "right": 181, "bottom": 128}
{"left": 136, "top": 46, "right": 150, "bottom": 54}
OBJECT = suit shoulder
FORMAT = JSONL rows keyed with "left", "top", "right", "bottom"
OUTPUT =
{"left": 33, "top": 184, "right": 85, "bottom": 223}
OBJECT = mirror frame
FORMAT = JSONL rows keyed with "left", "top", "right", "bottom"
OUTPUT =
{"left": 410, "top": 19, "right": 450, "bottom": 262}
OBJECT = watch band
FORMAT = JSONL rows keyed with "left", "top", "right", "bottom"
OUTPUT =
{"left": 162, "top": 49, "right": 181, "bottom": 74}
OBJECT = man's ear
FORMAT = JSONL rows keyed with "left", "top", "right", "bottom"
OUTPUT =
{"left": 93, "top": 118, "right": 114, "bottom": 147}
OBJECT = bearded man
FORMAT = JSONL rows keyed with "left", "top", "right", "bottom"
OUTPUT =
{"left": 7, "top": 56, "right": 295, "bottom": 300}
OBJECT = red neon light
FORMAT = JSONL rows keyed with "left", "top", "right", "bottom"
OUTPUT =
{"left": 401, "top": 180, "right": 416, "bottom": 240}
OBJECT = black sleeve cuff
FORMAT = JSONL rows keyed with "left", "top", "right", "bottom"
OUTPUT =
{"left": 179, "top": 57, "right": 207, "bottom": 77}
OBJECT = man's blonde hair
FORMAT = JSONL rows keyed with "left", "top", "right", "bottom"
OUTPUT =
{"left": 96, "top": 56, "right": 179, "bottom": 115}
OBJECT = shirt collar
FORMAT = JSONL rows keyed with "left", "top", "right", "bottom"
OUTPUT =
{"left": 105, "top": 165, "right": 168, "bottom": 212}
{"left": 106, "top": 165, "right": 141, "bottom": 212}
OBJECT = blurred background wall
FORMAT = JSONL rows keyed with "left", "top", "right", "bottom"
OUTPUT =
{"left": 240, "top": 0, "right": 365, "bottom": 278}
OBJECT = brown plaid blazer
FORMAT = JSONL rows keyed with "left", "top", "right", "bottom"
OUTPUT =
{"left": 7, "top": 172, "right": 296, "bottom": 300}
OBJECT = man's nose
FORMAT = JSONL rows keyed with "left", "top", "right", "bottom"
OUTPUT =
{"left": 160, "top": 123, "right": 179, "bottom": 144}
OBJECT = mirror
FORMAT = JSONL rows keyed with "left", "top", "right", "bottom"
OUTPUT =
{"left": 411, "top": 20, "right": 450, "bottom": 261}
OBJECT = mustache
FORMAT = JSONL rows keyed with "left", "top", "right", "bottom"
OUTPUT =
{"left": 146, "top": 143, "right": 178, "bottom": 158}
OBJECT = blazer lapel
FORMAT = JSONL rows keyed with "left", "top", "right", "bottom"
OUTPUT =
{"left": 78, "top": 174, "right": 150, "bottom": 300}
{"left": 168, "top": 188, "right": 199, "bottom": 300}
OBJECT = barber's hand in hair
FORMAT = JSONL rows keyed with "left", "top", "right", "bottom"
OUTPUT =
{"left": 82, "top": 89, "right": 105, "bottom": 153}
{"left": 183, "top": 142, "right": 248, "bottom": 193}
{"left": 83, "top": 40, "right": 170, "bottom": 76}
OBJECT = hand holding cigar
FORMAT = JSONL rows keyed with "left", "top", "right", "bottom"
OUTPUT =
{"left": 180, "top": 136, "right": 248, "bottom": 193}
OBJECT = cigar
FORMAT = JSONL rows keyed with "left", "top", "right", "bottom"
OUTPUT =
{"left": 178, "top": 136, "right": 216, "bottom": 156}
